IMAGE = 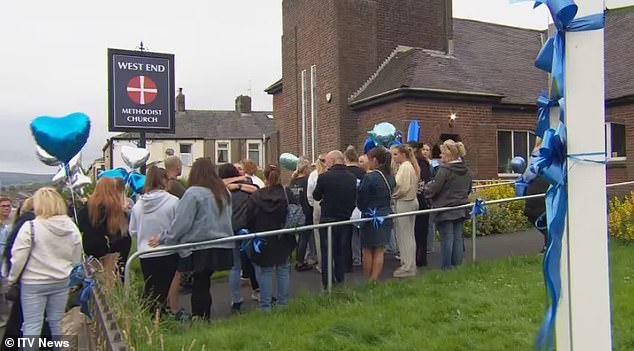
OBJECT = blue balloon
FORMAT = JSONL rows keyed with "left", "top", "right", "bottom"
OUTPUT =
{"left": 30, "top": 113, "right": 91, "bottom": 164}
{"left": 98, "top": 168, "right": 129, "bottom": 180}
{"left": 511, "top": 156, "right": 527, "bottom": 173}
{"left": 363, "top": 137, "right": 377, "bottom": 154}
{"left": 407, "top": 120, "right": 420, "bottom": 143}
{"left": 388, "top": 139, "right": 402, "bottom": 147}
{"left": 127, "top": 172, "right": 146, "bottom": 195}
{"left": 368, "top": 122, "right": 396, "bottom": 147}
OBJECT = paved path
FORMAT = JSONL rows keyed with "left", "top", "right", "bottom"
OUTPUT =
{"left": 178, "top": 228, "right": 545, "bottom": 319}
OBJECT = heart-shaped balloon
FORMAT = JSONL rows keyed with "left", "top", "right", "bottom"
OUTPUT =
{"left": 98, "top": 168, "right": 129, "bottom": 180}
{"left": 280, "top": 153, "right": 299, "bottom": 171}
{"left": 36, "top": 146, "right": 62, "bottom": 167}
{"left": 121, "top": 145, "right": 150, "bottom": 170}
{"left": 407, "top": 120, "right": 420, "bottom": 143}
{"left": 368, "top": 122, "right": 396, "bottom": 147}
{"left": 30, "top": 113, "right": 91, "bottom": 164}
{"left": 71, "top": 168, "right": 92, "bottom": 190}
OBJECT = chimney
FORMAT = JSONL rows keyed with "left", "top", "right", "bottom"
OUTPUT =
{"left": 235, "top": 95, "right": 252, "bottom": 113}
{"left": 176, "top": 88, "right": 186, "bottom": 112}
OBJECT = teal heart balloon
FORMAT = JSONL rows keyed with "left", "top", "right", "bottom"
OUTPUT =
{"left": 30, "top": 113, "right": 91, "bottom": 164}
{"left": 280, "top": 153, "right": 299, "bottom": 171}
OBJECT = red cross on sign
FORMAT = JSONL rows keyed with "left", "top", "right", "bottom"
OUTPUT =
{"left": 126, "top": 76, "right": 158, "bottom": 105}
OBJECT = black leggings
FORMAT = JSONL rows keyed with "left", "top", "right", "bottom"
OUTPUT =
{"left": 140, "top": 254, "right": 178, "bottom": 312}
{"left": 191, "top": 270, "right": 214, "bottom": 319}
{"left": 414, "top": 214, "right": 430, "bottom": 266}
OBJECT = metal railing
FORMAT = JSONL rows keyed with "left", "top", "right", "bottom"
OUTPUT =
{"left": 124, "top": 180, "right": 634, "bottom": 293}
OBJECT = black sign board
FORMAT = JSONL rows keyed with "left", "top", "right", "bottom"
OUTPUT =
{"left": 108, "top": 48, "right": 175, "bottom": 133}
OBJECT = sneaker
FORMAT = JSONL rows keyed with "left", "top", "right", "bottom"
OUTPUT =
{"left": 353, "top": 260, "right": 362, "bottom": 267}
{"left": 231, "top": 302, "right": 242, "bottom": 314}
{"left": 251, "top": 289, "right": 260, "bottom": 302}
{"left": 295, "top": 263, "right": 312, "bottom": 272}
{"left": 395, "top": 255, "right": 401, "bottom": 261}
{"left": 393, "top": 267, "right": 416, "bottom": 278}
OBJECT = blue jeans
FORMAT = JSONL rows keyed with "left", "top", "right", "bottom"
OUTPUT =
{"left": 437, "top": 220, "right": 465, "bottom": 269}
{"left": 21, "top": 280, "right": 69, "bottom": 343}
{"left": 255, "top": 261, "right": 290, "bottom": 311}
{"left": 229, "top": 244, "right": 242, "bottom": 304}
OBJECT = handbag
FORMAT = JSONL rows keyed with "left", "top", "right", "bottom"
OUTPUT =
{"left": 6, "top": 221, "right": 35, "bottom": 302}
{"left": 283, "top": 187, "right": 306, "bottom": 228}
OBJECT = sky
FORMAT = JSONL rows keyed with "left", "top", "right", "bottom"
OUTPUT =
{"left": 0, "top": 0, "right": 631, "bottom": 174}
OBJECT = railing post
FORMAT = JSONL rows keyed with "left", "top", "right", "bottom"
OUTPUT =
{"left": 471, "top": 212, "right": 477, "bottom": 262}
{"left": 327, "top": 225, "right": 333, "bottom": 294}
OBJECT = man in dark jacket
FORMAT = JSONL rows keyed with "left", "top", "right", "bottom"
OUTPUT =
{"left": 313, "top": 150, "right": 358, "bottom": 289}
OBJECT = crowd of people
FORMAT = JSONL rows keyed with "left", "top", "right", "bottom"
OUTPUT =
{"left": 0, "top": 139, "right": 477, "bottom": 336}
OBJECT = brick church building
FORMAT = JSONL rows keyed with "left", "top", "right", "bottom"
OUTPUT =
{"left": 266, "top": 1, "right": 634, "bottom": 181}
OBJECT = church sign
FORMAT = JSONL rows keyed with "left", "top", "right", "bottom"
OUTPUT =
{"left": 108, "top": 48, "right": 175, "bottom": 133}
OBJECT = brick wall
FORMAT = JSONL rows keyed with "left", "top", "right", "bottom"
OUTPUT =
{"left": 277, "top": 0, "right": 451, "bottom": 160}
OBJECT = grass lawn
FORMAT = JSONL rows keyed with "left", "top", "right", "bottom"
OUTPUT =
{"left": 116, "top": 242, "right": 634, "bottom": 351}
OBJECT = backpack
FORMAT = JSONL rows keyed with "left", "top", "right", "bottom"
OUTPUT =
{"left": 283, "top": 187, "right": 306, "bottom": 228}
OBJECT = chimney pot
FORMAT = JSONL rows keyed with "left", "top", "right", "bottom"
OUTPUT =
{"left": 176, "top": 88, "right": 185, "bottom": 112}
{"left": 235, "top": 95, "right": 252, "bottom": 113}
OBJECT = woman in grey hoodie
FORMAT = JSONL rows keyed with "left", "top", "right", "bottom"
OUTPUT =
{"left": 129, "top": 166, "right": 180, "bottom": 315}
{"left": 9, "top": 187, "right": 82, "bottom": 340}
{"left": 151, "top": 158, "right": 234, "bottom": 320}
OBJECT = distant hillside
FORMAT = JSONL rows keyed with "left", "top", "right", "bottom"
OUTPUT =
{"left": 0, "top": 172, "right": 53, "bottom": 186}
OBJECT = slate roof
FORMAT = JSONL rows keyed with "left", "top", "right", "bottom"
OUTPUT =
{"left": 606, "top": 7, "right": 634, "bottom": 101}
{"left": 350, "top": 8, "right": 634, "bottom": 107}
{"left": 350, "top": 19, "right": 547, "bottom": 106}
{"left": 113, "top": 110, "right": 275, "bottom": 140}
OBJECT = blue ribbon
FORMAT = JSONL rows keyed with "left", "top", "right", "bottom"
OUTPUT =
{"left": 366, "top": 209, "right": 385, "bottom": 229}
{"left": 97, "top": 168, "right": 145, "bottom": 195}
{"left": 237, "top": 229, "right": 262, "bottom": 254}
{"left": 470, "top": 199, "right": 487, "bottom": 216}
{"left": 79, "top": 278, "right": 95, "bottom": 319}
{"left": 530, "top": 123, "right": 568, "bottom": 351}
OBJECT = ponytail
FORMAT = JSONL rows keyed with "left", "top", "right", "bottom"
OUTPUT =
{"left": 394, "top": 144, "right": 421, "bottom": 180}
{"left": 264, "top": 164, "right": 281, "bottom": 188}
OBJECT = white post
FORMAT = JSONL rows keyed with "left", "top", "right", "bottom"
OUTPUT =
{"left": 327, "top": 225, "right": 333, "bottom": 294}
{"left": 301, "top": 70, "right": 307, "bottom": 156}
{"left": 559, "top": 1, "right": 612, "bottom": 350}
{"left": 310, "top": 65, "right": 317, "bottom": 161}
{"left": 471, "top": 213, "right": 477, "bottom": 262}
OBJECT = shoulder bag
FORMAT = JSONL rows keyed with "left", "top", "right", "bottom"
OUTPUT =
{"left": 7, "top": 221, "right": 35, "bottom": 302}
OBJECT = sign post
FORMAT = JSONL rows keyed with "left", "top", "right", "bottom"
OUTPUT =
{"left": 558, "top": 0, "right": 612, "bottom": 350}
{"left": 108, "top": 48, "right": 175, "bottom": 173}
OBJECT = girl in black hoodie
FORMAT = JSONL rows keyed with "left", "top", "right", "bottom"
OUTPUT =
{"left": 246, "top": 165, "right": 296, "bottom": 311}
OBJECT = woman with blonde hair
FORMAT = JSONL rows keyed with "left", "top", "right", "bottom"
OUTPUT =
{"left": 9, "top": 187, "right": 82, "bottom": 339}
{"left": 390, "top": 144, "right": 420, "bottom": 278}
{"left": 307, "top": 155, "right": 327, "bottom": 271}
{"left": 424, "top": 139, "right": 472, "bottom": 269}
{"left": 77, "top": 177, "right": 131, "bottom": 281}
{"left": 290, "top": 157, "right": 316, "bottom": 271}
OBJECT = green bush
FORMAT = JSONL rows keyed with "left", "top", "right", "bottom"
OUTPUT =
{"left": 608, "top": 192, "right": 634, "bottom": 242}
{"left": 464, "top": 181, "right": 530, "bottom": 236}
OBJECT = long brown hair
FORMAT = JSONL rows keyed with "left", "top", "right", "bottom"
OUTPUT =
{"left": 188, "top": 158, "right": 229, "bottom": 214}
{"left": 144, "top": 166, "right": 169, "bottom": 193}
{"left": 367, "top": 147, "right": 392, "bottom": 176}
{"left": 88, "top": 177, "right": 128, "bottom": 235}
{"left": 264, "top": 164, "right": 281, "bottom": 189}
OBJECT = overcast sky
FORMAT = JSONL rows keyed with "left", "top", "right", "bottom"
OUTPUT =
{"left": 0, "top": 0, "right": 631, "bottom": 174}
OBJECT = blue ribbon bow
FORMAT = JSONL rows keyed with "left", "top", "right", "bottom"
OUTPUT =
{"left": 97, "top": 168, "right": 146, "bottom": 195}
{"left": 238, "top": 229, "right": 263, "bottom": 254}
{"left": 366, "top": 209, "right": 385, "bottom": 230}
{"left": 470, "top": 199, "right": 487, "bottom": 216}
{"left": 79, "top": 278, "right": 95, "bottom": 319}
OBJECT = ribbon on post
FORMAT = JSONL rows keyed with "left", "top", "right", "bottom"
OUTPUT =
{"left": 79, "top": 278, "right": 95, "bottom": 319}
{"left": 366, "top": 208, "right": 385, "bottom": 229}
{"left": 510, "top": 1, "right": 605, "bottom": 350}
{"left": 470, "top": 198, "right": 487, "bottom": 216}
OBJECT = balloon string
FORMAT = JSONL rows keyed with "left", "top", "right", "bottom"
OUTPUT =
{"left": 65, "top": 164, "right": 79, "bottom": 224}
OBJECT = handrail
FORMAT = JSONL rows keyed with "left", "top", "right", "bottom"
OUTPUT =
{"left": 124, "top": 180, "right": 634, "bottom": 290}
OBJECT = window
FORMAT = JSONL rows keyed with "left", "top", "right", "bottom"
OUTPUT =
{"left": 215, "top": 140, "right": 231, "bottom": 164}
{"left": 179, "top": 144, "right": 192, "bottom": 166}
{"left": 497, "top": 130, "right": 536, "bottom": 174}
{"left": 246, "top": 140, "right": 263, "bottom": 167}
{"left": 606, "top": 122, "right": 626, "bottom": 161}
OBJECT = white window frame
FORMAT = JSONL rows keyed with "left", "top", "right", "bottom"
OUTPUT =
{"left": 215, "top": 140, "right": 231, "bottom": 164}
{"left": 179, "top": 143, "right": 193, "bottom": 167}
{"left": 605, "top": 122, "right": 627, "bottom": 162}
{"left": 497, "top": 130, "right": 536, "bottom": 177}
{"left": 245, "top": 139, "right": 263, "bottom": 167}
